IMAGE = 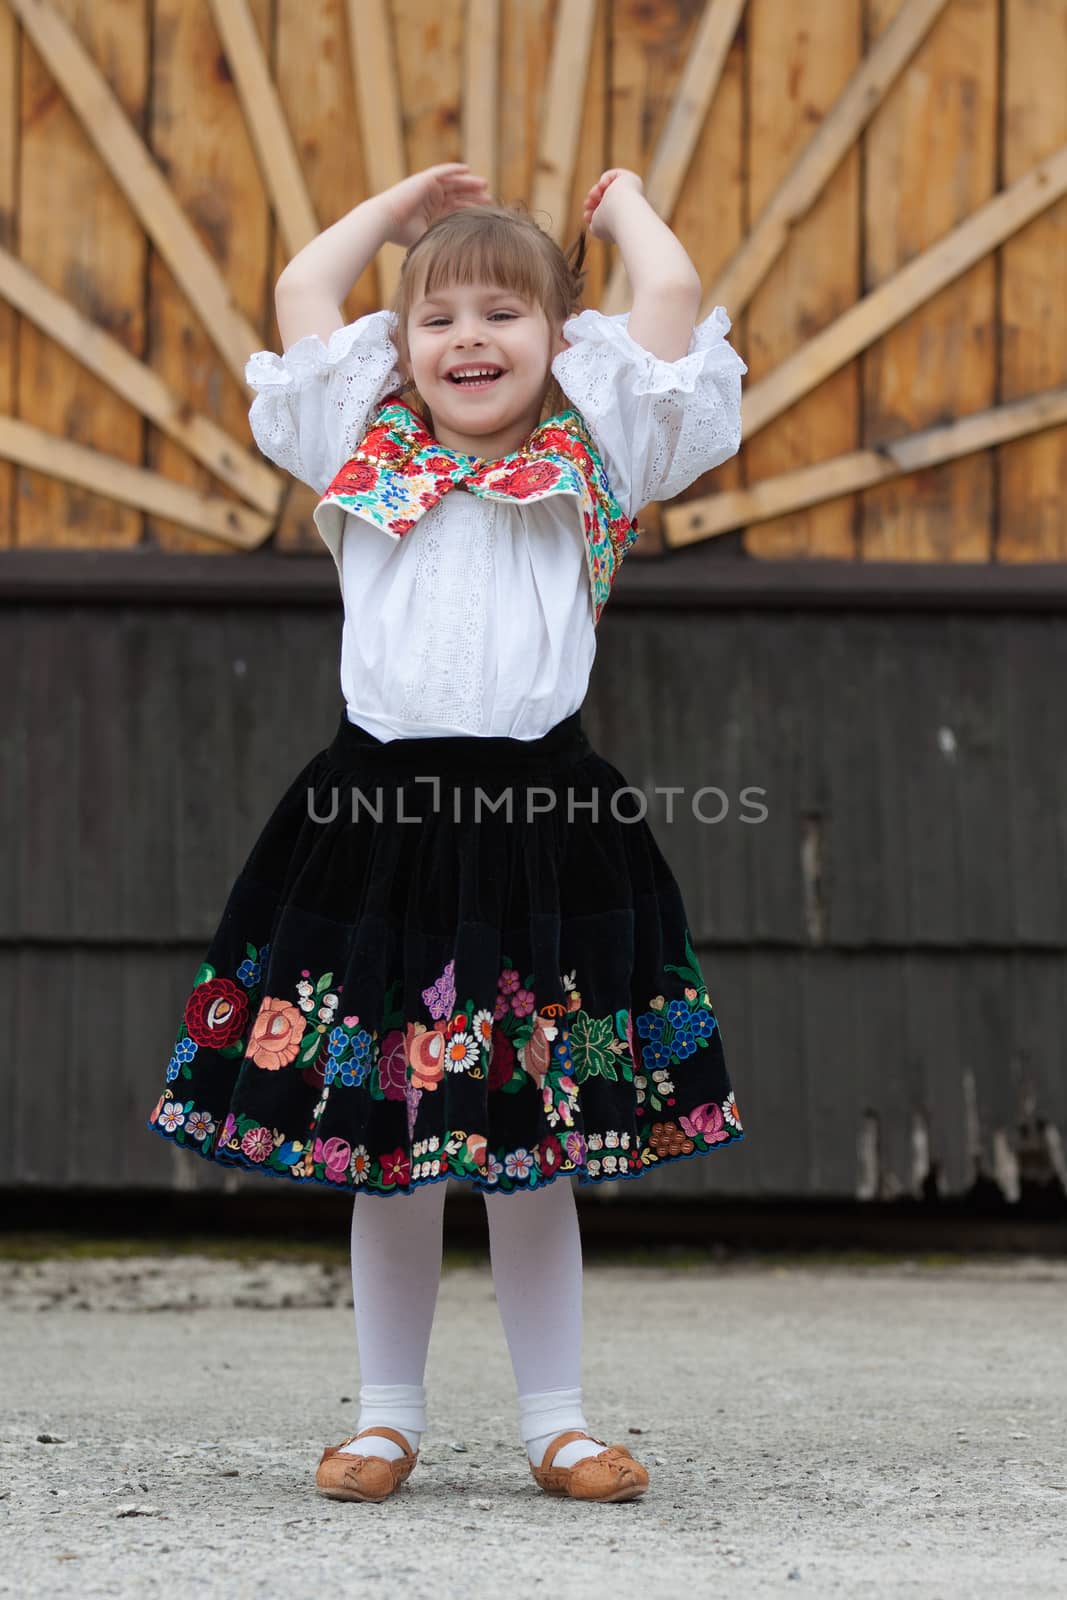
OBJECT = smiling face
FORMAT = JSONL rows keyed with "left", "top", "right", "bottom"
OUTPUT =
{"left": 403, "top": 279, "right": 569, "bottom": 459}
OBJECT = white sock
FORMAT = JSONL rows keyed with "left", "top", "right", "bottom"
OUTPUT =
{"left": 519, "top": 1386, "right": 609, "bottom": 1470}
{"left": 340, "top": 1382, "right": 426, "bottom": 1461}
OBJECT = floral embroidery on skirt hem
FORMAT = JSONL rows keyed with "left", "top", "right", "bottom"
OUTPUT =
{"left": 147, "top": 708, "right": 747, "bottom": 1198}
{"left": 148, "top": 1108, "right": 746, "bottom": 1199}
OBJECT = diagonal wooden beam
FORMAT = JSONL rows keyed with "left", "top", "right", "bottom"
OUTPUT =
{"left": 703, "top": 0, "right": 951, "bottom": 321}
{"left": 530, "top": 0, "right": 597, "bottom": 245}
{"left": 737, "top": 142, "right": 1067, "bottom": 440}
{"left": 8, "top": 0, "right": 262, "bottom": 385}
{"left": 601, "top": 0, "right": 748, "bottom": 316}
{"left": 0, "top": 245, "right": 282, "bottom": 516}
{"left": 0, "top": 415, "right": 274, "bottom": 550}
{"left": 206, "top": 0, "right": 320, "bottom": 259}
{"left": 344, "top": 0, "right": 407, "bottom": 303}
{"left": 664, "top": 386, "right": 1067, "bottom": 546}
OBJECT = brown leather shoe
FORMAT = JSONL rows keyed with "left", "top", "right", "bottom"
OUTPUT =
{"left": 315, "top": 1427, "right": 419, "bottom": 1503}
{"left": 529, "top": 1430, "right": 650, "bottom": 1502}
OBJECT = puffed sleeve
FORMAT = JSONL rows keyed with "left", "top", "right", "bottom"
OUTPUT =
{"left": 550, "top": 305, "right": 747, "bottom": 522}
{"left": 244, "top": 309, "right": 405, "bottom": 495}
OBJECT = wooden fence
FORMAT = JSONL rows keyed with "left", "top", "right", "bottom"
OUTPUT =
{"left": 0, "top": 0, "right": 1064, "bottom": 563}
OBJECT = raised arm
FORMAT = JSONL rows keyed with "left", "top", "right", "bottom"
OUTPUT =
{"left": 274, "top": 197, "right": 394, "bottom": 351}
{"left": 273, "top": 165, "right": 493, "bottom": 353}
{"left": 581, "top": 170, "right": 702, "bottom": 362}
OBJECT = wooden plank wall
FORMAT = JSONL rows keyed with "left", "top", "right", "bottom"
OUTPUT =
{"left": 0, "top": 4, "right": 15, "bottom": 541}
{"left": 145, "top": 0, "right": 272, "bottom": 553}
{"left": 1000, "top": 0, "right": 1067, "bottom": 558}
{"left": 16, "top": 0, "right": 147, "bottom": 549}
{"left": 0, "top": 0, "right": 1063, "bottom": 558}
{"left": 2, "top": 594, "right": 1065, "bottom": 1199}
{"left": 742, "top": 0, "right": 861, "bottom": 560}
{"left": 861, "top": 0, "right": 997, "bottom": 560}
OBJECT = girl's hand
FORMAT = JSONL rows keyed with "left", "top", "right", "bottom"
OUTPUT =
{"left": 581, "top": 169, "right": 645, "bottom": 242}
{"left": 379, "top": 163, "right": 493, "bottom": 247}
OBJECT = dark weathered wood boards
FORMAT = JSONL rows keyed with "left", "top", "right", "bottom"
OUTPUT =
{"left": 2, "top": 568, "right": 1064, "bottom": 1205}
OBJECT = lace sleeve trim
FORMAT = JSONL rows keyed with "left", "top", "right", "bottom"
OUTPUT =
{"left": 555, "top": 305, "right": 747, "bottom": 397}
{"left": 243, "top": 310, "right": 404, "bottom": 498}
{"left": 244, "top": 309, "right": 401, "bottom": 392}
{"left": 550, "top": 305, "right": 747, "bottom": 518}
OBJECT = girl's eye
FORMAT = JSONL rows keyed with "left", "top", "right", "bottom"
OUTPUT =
{"left": 426, "top": 312, "right": 516, "bottom": 326}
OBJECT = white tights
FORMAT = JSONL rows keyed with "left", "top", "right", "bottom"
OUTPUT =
{"left": 344, "top": 1175, "right": 607, "bottom": 1469}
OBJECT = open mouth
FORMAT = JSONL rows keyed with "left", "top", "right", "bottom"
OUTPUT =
{"left": 447, "top": 369, "right": 505, "bottom": 390}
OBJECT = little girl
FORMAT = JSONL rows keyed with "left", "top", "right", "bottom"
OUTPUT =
{"left": 149, "top": 162, "right": 748, "bottom": 1505}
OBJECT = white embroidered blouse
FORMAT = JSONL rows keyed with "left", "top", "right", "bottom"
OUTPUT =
{"left": 245, "top": 306, "right": 747, "bottom": 742}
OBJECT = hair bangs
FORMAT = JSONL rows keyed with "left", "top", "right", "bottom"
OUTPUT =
{"left": 414, "top": 222, "right": 553, "bottom": 315}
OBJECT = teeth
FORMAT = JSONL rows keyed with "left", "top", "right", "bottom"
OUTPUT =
{"left": 450, "top": 369, "right": 502, "bottom": 382}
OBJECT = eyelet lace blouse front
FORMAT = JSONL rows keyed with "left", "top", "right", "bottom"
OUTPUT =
{"left": 244, "top": 306, "right": 747, "bottom": 742}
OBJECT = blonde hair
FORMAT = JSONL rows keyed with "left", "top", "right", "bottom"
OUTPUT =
{"left": 388, "top": 201, "right": 588, "bottom": 431}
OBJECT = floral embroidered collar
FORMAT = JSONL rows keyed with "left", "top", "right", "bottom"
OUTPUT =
{"left": 314, "top": 398, "right": 640, "bottom": 625}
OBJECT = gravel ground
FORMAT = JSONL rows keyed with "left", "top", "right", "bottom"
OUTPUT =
{"left": 1, "top": 1250, "right": 1066, "bottom": 1598}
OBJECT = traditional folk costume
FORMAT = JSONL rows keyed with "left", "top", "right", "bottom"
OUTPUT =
{"left": 149, "top": 306, "right": 749, "bottom": 1199}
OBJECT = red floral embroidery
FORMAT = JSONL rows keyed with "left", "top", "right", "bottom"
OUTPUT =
{"left": 183, "top": 978, "right": 248, "bottom": 1049}
{"left": 379, "top": 1148, "right": 413, "bottom": 1187}
{"left": 537, "top": 426, "right": 572, "bottom": 450}
{"left": 501, "top": 460, "right": 563, "bottom": 496}
{"left": 488, "top": 1026, "right": 516, "bottom": 1090}
{"left": 333, "top": 459, "right": 379, "bottom": 494}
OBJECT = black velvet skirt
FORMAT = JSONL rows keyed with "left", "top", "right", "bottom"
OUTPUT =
{"left": 148, "top": 706, "right": 746, "bottom": 1197}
